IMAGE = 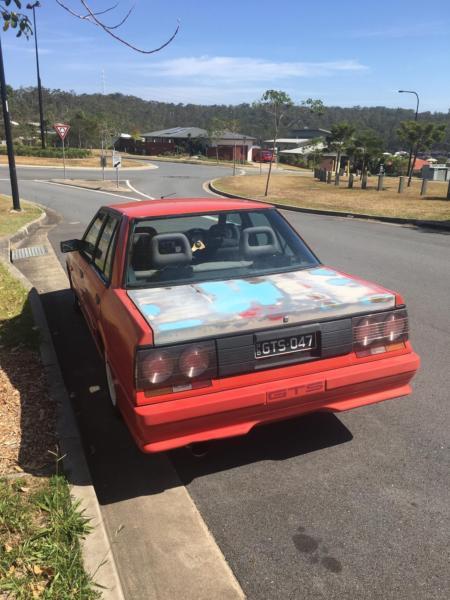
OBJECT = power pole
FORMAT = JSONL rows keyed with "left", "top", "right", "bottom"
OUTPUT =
{"left": 32, "top": 3, "right": 45, "bottom": 149}
{"left": 0, "top": 34, "right": 20, "bottom": 210}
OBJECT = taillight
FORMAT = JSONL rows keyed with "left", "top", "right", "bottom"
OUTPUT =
{"left": 136, "top": 340, "right": 217, "bottom": 395}
{"left": 179, "top": 346, "right": 211, "bottom": 378}
{"left": 352, "top": 309, "right": 408, "bottom": 355}
{"left": 142, "top": 351, "right": 175, "bottom": 384}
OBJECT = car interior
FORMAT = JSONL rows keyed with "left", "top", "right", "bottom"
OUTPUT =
{"left": 126, "top": 209, "right": 317, "bottom": 286}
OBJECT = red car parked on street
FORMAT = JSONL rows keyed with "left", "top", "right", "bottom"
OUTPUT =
{"left": 61, "top": 198, "right": 419, "bottom": 453}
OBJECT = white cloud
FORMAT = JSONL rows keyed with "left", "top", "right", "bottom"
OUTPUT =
{"left": 150, "top": 56, "right": 368, "bottom": 81}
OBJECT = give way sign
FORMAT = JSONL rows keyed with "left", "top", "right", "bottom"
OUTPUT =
{"left": 53, "top": 123, "right": 71, "bottom": 140}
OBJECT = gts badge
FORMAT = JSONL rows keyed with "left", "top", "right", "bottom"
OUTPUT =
{"left": 267, "top": 380, "right": 325, "bottom": 403}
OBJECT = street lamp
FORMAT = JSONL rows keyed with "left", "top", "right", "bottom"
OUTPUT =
{"left": 398, "top": 90, "right": 420, "bottom": 182}
{"left": 398, "top": 90, "right": 420, "bottom": 120}
{"left": 30, "top": 2, "right": 46, "bottom": 149}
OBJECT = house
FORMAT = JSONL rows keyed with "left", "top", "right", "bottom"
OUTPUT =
{"left": 265, "top": 128, "right": 330, "bottom": 158}
{"left": 116, "top": 126, "right": 256, "bottom": 159}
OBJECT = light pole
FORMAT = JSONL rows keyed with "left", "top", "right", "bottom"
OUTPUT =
{"left": 398, "top": 90, "right": 419, "bottom": 181}
{"left": 0, "top": 33, "right": 20, "bottom": 210}
{"left": 30, "top": 2, "right": 46, "bottom": 149}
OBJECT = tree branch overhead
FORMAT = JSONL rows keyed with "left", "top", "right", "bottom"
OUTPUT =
{"left": 54, "top": 0, "right": 180, "bottom": 53}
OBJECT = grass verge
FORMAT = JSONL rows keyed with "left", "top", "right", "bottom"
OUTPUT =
{"left": 0, "top": 195, "right": 42, "bottom": 238}
{"left": 213, "top": 173, "right": 450, "bottom": 222}
{"left": 0, "top": 202, "right": 99, "bottom": 598}
{"left": 0, "top": 470, "right": 99, "bottom": 599}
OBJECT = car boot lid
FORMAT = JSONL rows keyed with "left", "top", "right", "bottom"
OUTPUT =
{"left": 127, "top": 266, "right": 395, "bottom": 345}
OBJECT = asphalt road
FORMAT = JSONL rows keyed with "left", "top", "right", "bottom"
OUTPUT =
{"left": 3, "top": 163, "right": 449, "bottom": 600}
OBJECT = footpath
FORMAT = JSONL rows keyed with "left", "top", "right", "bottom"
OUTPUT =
{"left": 1, "top": 202, "right": 245, "bottom": 600}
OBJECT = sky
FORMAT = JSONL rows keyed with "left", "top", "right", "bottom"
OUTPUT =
{"left": 4, "top": 0, "right": 450, "bottom": 111}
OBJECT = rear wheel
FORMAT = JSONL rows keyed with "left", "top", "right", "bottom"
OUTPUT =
{"left": 105, "top": 357, "right": 117, "bottom": 408}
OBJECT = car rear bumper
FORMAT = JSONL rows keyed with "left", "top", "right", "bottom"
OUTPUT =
{"left": 120, "top": 351, "right": 420, "bottom": 453}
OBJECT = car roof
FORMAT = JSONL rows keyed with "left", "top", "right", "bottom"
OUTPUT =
{"left": 106, "top": 197, "right": 273, "bottom": 218}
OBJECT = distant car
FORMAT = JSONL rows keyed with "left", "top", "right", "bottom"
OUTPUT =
{"left": 61, "top": 198, "right": 419, "bottom": 453}
{"left": 254, "top": 149, "right": 275, "bottom": 163}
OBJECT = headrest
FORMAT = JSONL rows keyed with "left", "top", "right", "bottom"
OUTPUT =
{"left": 240, "top": 226, "right": 281, "bottom": 259}
{"left": 150, "top": 233, "right": 192, "bottom": 268}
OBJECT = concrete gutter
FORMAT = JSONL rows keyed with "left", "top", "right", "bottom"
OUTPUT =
{"left": 0, "top": 205, "right": 48, "bottom": 262}
{"left": 208, "top": 179, "right": 450, "bottom": 232}
{"left": 0, "top": 211, "right": 125, "bottom": 600}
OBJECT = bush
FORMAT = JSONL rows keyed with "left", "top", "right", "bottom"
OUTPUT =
{"left": 279, "top": 154, "right": 308, "bottom": 168}
{"left": 0, "top": 146, "right": 91, "bottom": 159}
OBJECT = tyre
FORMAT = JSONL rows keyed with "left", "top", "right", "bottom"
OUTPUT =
{"left": 105, "top": 356, "right": 121, "bottom": 418}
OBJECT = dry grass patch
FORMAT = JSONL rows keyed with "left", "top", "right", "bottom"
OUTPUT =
{"left": 214, "top": 174, "right": 450, "bottom": 222}
{"left": 0, "top": 196, "right": 42, "bottom": 238}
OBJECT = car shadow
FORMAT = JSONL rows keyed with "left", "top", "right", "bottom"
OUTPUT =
{"left": 36, "top": 287, "right": 353, "bottom": 505}
{"left": 169, "top": 412, "right": 353, "bottom": 486}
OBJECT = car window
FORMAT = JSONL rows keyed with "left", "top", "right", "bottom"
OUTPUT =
{"left": 95, "top": 214, "right": 120, "bottom": 281}
{"left": 82, "top": 212, "right": 105, "bottom": 260}
{"left": 126, "top": 208, "right": 319, "bottom": 288}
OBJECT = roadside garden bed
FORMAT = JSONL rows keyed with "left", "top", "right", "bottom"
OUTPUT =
{"left": 0, "top": 199, "right": 98, "bottom": 598}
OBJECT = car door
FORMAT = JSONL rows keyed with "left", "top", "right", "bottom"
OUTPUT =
{"left": 81, "top": 211, "right": 121, "bottom": 342}
{"left": 69, "top": 211, "right": 105, "bottom": 324}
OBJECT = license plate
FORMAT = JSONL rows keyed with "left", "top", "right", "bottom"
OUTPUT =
{"left": 255, "top": 333, "right": 316, "bottom": 359}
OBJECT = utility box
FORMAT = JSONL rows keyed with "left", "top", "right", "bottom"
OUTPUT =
{"left": 422, "top": 164, "right": 449, "bottom": 181}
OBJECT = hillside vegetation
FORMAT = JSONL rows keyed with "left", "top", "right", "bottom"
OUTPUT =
{"left": 8, "top": 86, "right": 450, "bottom": 153}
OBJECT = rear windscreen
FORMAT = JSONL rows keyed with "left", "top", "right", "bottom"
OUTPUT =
{"left": 126, "top": 208, "right": 319, "bottom": 287}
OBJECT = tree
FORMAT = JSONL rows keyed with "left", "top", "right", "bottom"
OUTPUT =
{"left": 131, "top": 128, "right": 141, "bottom": 141}
{"left": 326, "top": 121, "right": 355, "bottom": 175}
{"left": 256, "top": 90, "right": 293, "bottom": 196}
{"left": 350, "top": 129, "right": 384, "bottom": 178}
{"left": 207, "top": 117, "right": 227, "bottom": 164}
{"left": 256, "top": 91, "right": 325, "bottom": 195}
{"left": 397, "top": 121, "right": 446, "bottom": 185}
{"left": 68, "top": 110, "right": 101, "bottom": 148}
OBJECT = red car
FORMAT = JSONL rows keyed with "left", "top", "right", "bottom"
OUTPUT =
{"left": 253, "top": 149, "right": 275, "bottom": 163}
{"left": 61, "top": 198, "right": 419, "bottom": 453}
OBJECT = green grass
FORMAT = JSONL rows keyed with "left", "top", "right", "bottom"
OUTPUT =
{"left": 0, "top": 471, "right": 100, "bottom": 599}
{"left": 0, "top": 195, "right": 42, "bottom": 238}
{"left": 0, "top": 261, "right": 39, "bottom": 351}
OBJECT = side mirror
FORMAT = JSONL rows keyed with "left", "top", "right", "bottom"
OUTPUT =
{"left": 60, "top": 239, "right": 82, "bottom": 253}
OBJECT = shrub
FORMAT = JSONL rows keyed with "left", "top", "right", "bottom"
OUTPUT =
{"left": 0, "top": 146, "right": 91, "bottom": 159}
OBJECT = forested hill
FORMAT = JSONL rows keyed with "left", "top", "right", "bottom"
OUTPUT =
{"left": 9, "top": 86, "right": 450, "bottom": 151}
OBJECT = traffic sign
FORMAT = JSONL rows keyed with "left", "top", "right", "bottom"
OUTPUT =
{"left": 112, "top": 152, "right": 122, "bottom": 169}
{"left": 53, "top": 123, "right": 70, "bottom": 141}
